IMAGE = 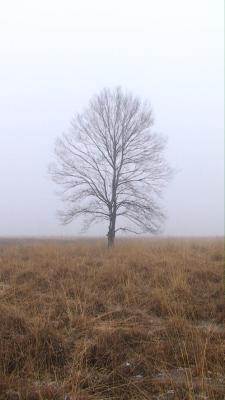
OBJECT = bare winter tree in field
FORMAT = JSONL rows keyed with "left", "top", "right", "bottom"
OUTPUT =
{"left": 50, "top": 87, "right": 171, "bottom": 247}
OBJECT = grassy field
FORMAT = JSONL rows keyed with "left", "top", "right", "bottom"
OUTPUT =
{"left": 0, "top": 238, "right": 224, "bottom": 400}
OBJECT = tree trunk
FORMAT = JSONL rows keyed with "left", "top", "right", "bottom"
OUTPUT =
{"left": 107, "top": 213, "right": 116, "bottom": 248}
{"left": 107, "top": 232, "right": 115, "bottom": 247}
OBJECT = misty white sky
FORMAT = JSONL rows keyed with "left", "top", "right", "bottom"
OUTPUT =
{"left": 0, "top": 0, "right": 224, "bottom": 237}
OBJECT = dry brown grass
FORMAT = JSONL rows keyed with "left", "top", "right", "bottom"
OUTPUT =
{"left": 0, "top": 238, "right": 224, "bottom": 400}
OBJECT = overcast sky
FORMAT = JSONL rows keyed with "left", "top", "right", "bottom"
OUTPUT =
{"left": 0, "top": 0, "right": 224, "bottom": 237}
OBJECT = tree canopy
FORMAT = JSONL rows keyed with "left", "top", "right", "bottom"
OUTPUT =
{"left": 50, "top": 87, "right": 171, "bottom": 246}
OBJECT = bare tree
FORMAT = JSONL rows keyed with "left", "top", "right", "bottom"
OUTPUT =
{"left": 50, "top": 87, "right": 171, "bottom": 247}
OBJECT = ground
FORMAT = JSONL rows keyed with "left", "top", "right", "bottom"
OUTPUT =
{"left": 0, "top": 238, "right": 224, "bottom": 400}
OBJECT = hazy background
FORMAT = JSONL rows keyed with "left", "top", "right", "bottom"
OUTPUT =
{"left": 0, "top": 0, "right": 224, "bottom": 237}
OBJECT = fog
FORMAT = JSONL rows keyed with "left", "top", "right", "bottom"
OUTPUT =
{"left": 0, "top": 0, "right": 223, "bottom": 237}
